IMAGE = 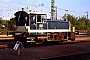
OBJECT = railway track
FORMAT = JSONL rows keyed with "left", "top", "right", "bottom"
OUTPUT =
{"left": 0, "top": 34, "right": 90, "bottom": 60}
{"left": 0, "top": 34, "right": 90, "bottom": 49}
{"left": 40, "top": 52, "right": 90, "bottom": 60}
{"left": 0, "top": 42, "right": 90, "bottom": 60}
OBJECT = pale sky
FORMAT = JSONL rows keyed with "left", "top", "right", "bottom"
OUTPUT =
{"left": 0, "top": 0, "right": 90, "bottom": 20}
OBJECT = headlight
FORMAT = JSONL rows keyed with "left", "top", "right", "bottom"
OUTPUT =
{"left": 39, "top": 24, "right": 43, "bottom": 28}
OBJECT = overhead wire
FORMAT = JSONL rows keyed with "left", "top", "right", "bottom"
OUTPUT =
{"left": 58, "top": 7, "right": 86, "bottom": 15}
{"left": 0, "top": 0, "right": 89, "bottom": 19}
{"left": 0, "top": 0, "right": 38, "bottom": 19}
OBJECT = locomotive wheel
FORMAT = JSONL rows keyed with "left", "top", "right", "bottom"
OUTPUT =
{"left": 68, "top": 38, "right": 75, "bottom": 41}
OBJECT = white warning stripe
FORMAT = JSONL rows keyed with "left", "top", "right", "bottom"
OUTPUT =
{"left": 28, "top": 29, "right": 71, "bottom": 32}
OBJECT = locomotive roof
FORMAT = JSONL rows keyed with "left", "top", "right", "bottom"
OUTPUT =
{"left": 27, "top": 12, "right": 48, "bottom": 15}
{"left": 14, "top": 11, "right": 28, "bottom": 16}
{"left": 45, "top": 20, "right": 70, "bottom": 22}
{"left": 14, "top": 11, "right": 48, "bottom": 16}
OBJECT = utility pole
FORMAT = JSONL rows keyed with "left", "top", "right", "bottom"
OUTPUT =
{"left": 85, "top": 11, "right": 88, "bottom": 30}
{"left": 65, "top": 10, "right": 68, "bottom": 20}
{"left": 85, "top": 11, "right": 88, "bottom": 19}
{"left": 51, "top": 0, "right": 57, "bottom": 20}
{"left": 51, "top": 0, "right": 55, "bottom": 20}
{"left": 55, "top": 6, "right": 57, "bottom": 20}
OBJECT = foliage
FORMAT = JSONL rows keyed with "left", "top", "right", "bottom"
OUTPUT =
{"left": 7, "top": 17, "right": 16, "bottom": 30}
{"left": 0, "top": 17, "right": 2, "bottom": 28}
{"left": 0, "top": 19, "right": 8, "bottom": 31}
{"left": 66, "top": 14, "right": 90, "bottom": 30}
{"left": 0, "top": 17, "right": 16, "bottom": 31}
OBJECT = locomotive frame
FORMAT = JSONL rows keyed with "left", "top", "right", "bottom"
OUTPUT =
{"left": 7, "top": 9, "right": 75, "bottom": 45}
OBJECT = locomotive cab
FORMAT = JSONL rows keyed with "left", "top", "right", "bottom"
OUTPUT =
{"left": 14, "top": 10, "right": 47, "bottom": 33}
{"left": 28, "top": 11, "right": 48, "bottom": 35}
{"left": 30, "top": 12, "right": 47, "bottom": 24}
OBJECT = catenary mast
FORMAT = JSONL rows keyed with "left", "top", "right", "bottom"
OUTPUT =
{"left": 51, "top": 0, "right": 57, "bottom": 20}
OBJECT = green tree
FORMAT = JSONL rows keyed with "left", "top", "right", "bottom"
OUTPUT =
{"left": 0, "top": 17, "right": 2, "bottom": 29}
{"left": 65, "top": 14, "right": 88, "bottom": 30}
{"left": 67, "top": 14, "right": 77, "bottom": 28}
{"left": 7, "top": 17, "right": 16, "bottom": 30}
{"left": 77, "top": 17, "right": 87, "bottom": 30}
{"left": 87, "top": 20, "right": 90, "bottom": 30}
